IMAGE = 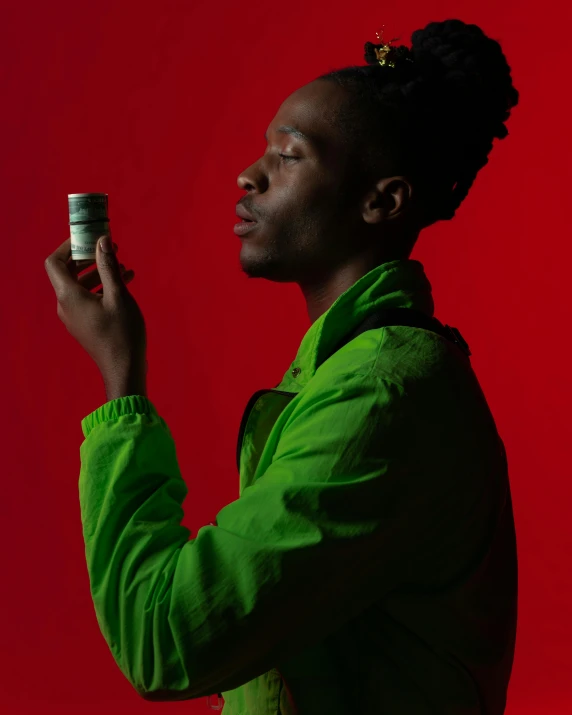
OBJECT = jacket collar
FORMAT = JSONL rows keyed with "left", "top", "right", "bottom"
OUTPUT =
{"left": 278, "top": 259, "right": 435, "bottom": 391}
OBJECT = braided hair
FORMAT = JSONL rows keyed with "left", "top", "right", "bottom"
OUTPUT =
{"left": 316, "top": 18, "right": 520, "bottom": 229}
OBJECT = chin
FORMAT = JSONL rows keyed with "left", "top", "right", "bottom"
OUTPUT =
{"left": 238, "top": 251, "right": 303, "bottom": 284}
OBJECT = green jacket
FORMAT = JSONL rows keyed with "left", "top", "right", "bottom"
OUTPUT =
{"left": 79, "top": 259, "right": 517, "bottom": 715}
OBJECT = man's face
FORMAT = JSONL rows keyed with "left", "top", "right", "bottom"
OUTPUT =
{"left": 235, "top": 80, "right": 366, "bottom": 285}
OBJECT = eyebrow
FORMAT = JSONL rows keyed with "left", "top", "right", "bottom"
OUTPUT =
{"left": 264, "top": 125, "right": 315, "bottom": 146}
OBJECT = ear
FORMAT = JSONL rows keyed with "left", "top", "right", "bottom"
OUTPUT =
{"left": 361, "top": 176, "right": 414, "bottom": 225}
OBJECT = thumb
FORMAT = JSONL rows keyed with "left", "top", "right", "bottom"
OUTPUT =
{"left": 96, "top": 235, "right": 122, "bottom": 294}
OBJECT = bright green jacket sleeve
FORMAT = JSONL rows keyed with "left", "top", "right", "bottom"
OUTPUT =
{"left": 78, "top": 374, "right": 476, "bottom": 702}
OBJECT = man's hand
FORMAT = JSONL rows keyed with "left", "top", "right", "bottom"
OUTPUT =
{"left": 44, "top": 235, "right": 147, "bottom": 397}
{"left": 72, "top": 241, "right": 134, "bottom": 294}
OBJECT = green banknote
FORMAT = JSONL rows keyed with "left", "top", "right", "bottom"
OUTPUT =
{"left": 68, "top": 193, "right": 110, "bottom": 260}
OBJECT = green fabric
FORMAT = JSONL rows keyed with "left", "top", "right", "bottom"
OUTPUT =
{"left": 79, "top": 259, "right": 517, "bottom": 714}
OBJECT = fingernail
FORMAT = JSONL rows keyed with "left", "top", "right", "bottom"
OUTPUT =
{"left": 99, "top": 236, "right": 112, "bottom": 253}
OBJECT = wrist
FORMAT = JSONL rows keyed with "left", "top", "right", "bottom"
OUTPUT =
{"left": 104, "top": 369, "right": 147, "bottom": 402}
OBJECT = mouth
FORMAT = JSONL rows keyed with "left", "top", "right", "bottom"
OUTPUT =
{"left": 235, "top": 203, "right": 258, "bottom": 223}
{"left": 234, "top": 218, "right": 259, "bottom": 236}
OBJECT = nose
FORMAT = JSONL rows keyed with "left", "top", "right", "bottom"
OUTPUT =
{"left": 237, "top": 156, "right": 267, "bottom": 192}
{"left": 237, "top": 171, "right": 256, "bottom": 192}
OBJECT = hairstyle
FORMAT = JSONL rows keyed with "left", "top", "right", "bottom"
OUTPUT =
{"left": 315, "top": 18, "right": 520, "bottom": 229}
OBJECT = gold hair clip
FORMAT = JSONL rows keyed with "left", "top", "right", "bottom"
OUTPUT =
{"left": 374, "top": 25, "right": 404, "bottom": 68}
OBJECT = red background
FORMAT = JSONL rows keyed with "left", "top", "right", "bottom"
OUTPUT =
{"left": 1, "top": 0, "right": 570, "bottom": 713}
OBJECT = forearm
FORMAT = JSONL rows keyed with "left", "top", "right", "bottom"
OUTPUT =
{"left": 104, "top": 369, "right": 147, "bottom": 402}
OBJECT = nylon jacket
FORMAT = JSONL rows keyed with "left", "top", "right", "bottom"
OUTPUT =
{"left": 78, "top": 259, "right": 518, "bottom": 714}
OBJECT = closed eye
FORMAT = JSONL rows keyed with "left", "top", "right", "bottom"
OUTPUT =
{"left": 279, "top": 154, "right": 298, "bottom": 162}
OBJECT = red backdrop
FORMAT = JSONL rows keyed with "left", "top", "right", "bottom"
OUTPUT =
{"left": 1, "top": 0, "right": 569, "bottom": 712}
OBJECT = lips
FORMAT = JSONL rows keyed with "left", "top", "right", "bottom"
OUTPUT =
{"left": 236, "top": 204, "right": 257, "bottom": 222}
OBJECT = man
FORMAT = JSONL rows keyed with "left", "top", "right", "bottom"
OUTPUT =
{"left": 73, "top": 20, "right": 519, "bottom": 715}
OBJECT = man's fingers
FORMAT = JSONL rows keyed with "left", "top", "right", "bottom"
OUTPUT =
{"left": 94, "top": 270, "right": 134, "bottom": 294}
{"left": 68, "top": 243, "right": 118, "bottom": 272}
{"left": 75, "top": 259, "right": 96, "bottom": 271}
{"left": 79, "top": 264, "right": 128, "bottom": 292}
{"left": 47, "top": 238, "right": 119, "bottom": 292}
{"left": 44, "top": 237, "right": 74, "bottom": 293}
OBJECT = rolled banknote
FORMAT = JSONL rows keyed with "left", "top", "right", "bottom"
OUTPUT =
{"left": 68, "top": 193, "right": 111, "bottom": 261}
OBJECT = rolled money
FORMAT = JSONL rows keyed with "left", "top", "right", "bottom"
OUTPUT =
{"left": 68, "top": 193, "right": 111, "bottom": 261}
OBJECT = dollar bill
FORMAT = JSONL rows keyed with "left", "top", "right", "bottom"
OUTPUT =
{"left": 68, "top": 193, "right": 110, "bottom": 261}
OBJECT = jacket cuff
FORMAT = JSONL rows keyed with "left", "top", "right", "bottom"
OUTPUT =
{"left": 81, "top": 395, "right": 159, "bottom": 438}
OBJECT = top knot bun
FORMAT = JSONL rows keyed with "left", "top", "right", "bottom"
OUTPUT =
{"left": 316, "top": 18, "right": 519, "bottom": 226}
{"left": 410, "top": 19, "right": 519, "bottom": 138}
{"left": 363, "top": 18, "right": 518, "bottom": 139}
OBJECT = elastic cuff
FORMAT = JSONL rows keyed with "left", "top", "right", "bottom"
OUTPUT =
{"left": 81, "top": 395, "right": 159, "bottom": 438}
